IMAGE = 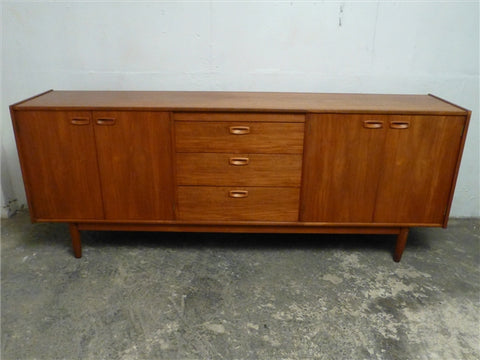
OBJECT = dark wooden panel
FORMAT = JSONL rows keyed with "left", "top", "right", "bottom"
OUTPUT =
{"left": 12, "top": 111, "right": 104, "bottom": 220}
{"left": 177, "top": 186, "right": 300, "bottom": 221}
{"left": 175, "top": 121, "right": 304, "bottom": 154}
{"left": 93, "top": 111, "right": 175, "bottom": 220}
{"left": 176, "top": 153, "right": 302, "bottom": 187}
{"left": 301, "top": 114, "right": 387, "bottom": 222}
{"left": 374, "top": 115, "right": 465, "bottom": 224}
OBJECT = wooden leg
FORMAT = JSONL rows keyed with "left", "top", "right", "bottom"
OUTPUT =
{"left": 69, "top": 223, "right": 82, "bottom": 258}
{"left": 393, "top": 227, "right": 409, "bottom": 262}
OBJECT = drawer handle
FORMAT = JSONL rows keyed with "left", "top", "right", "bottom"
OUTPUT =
{"left": 229, "top": 190, "right": 248, "bottom": 198}
{"left": 363, "top": 120, "right": 384, "bottom": 129}
{"left": 70, "top": 117, "right": 90, "bottom": 125}
{"left": 96, "top": 118, "right": 116, "bottom": 125}
{"left": 229, "top": 157, "right": 250, "bottom": 166}
{"left": 229, "top": 126, "right": 250, "bottom": 135}
{"left": 390, "top": 121, "right": 410, "bottom": 129}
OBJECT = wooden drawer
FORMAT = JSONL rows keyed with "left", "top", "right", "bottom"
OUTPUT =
{"left": 175, "top": 121, "right": 304, "bottom": 154}
{"left": 176, "top": 153, "right": 302, "bottom": 186}
{"left": 174, "top": 112, "right": 305, "bottom": 123}
{"left": 177, "top": 186, "right": 300, "bottom": 221}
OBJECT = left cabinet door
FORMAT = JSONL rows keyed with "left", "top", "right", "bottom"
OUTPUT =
{"left": 92, "top": 111, "right": 175, "bottom": 220}
{"left": 13, "top": 111, "right": 104, "bottom": 220}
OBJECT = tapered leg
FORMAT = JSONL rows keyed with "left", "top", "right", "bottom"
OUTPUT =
{"left": 393, "top": 227, "right": 409, "bottom": 262}
{"left": 69, "top": 223, "right": 82, "bottom": 258}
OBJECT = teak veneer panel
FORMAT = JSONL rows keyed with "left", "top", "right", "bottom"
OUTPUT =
{"left": 12, "top": 111, "right": 104, "bottom": 220}
{"left": 177, "top": 186, "right": 300, "bottom": 221}
{"left": 14, "top": 91, "right": 465, "bottom": 115}
{"left": 174, "top": 112, "right": 305, "bottom": 123}
{"left": 301, "top": 114, "right": 387, "bottom": 223}
{"left": 176, "top": 153, "right": 303, "bottom": 187}
{"left": 175, "top": 121, "right": 305, "bottom": 154}
{"left": 93, "top": 111, "right": 175, "bottom": 220}
{"left": 301, "top": 114, "right": 467, "bottom": 226}
{"left": 78, "top": 222, "right": 403, "bottom": 235}
{"left": 374, "top": 115, "right": 465, "bottom": 224}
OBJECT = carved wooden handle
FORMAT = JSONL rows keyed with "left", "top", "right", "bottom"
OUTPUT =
{"left": 363, "top": 120, "right": 384, "bottom": 129}
{"left": 229, "top": 157, "right": 250, "bottom": 166}
{"left": 229, "top": 126, "right": 250, "bottom": 135}
{"left": 229, "top": 190, "right": 248, "bottom": 198}
{"left": 70, "top": 117, "right": 90, "bottom": 125}
{"left": 390, "top": 121, "right": 410, "bottom": 129}
{"left": 96, "top": 118, "right": 116, "bottom": 125}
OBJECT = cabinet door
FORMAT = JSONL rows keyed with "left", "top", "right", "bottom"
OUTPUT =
{"left": 93, "top": 111, "right": 175, "bottom": 220}
{"left": 13, "top": 111, "right": 104, "bottom": 220}
{"left": 374, "top": 115, "right": 465, "bottom": 224}
{"left": 301, "top": 114, "right": 387, "bottom": 222}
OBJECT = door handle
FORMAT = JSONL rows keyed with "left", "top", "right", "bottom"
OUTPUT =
{"left": 390, "top": 121, "right": 410, "bottom": 129}
{"left": 70, "top": 117, "right": 90, "bottom": 125}
{"left": 229, "top": 157, "right": 250, "bottom": 166}
{"left": 229, "top": 126, "right": 250, "bottom": 135}
{"left": 363, "top": 121, "right": 384, "bottom": 129}
{"left": 96, "top": 118, "right": 116, "bottom": 125}
{"left": 229, "top": 190, "right": 249, "bottom": 198}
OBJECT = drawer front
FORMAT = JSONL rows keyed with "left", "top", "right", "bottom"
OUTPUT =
{"left": 174, "top": 112, "right": 305, "bottom": 123}
{"left": 175, "top": 122, "right": 304, "bottom": 154}
{"left": 176, "top": 153, "right": 302, "bottom": 187}
{"left": 177, "top": 186, "right": 300, "bottom": 221}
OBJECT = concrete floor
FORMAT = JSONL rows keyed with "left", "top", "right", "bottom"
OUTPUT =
{"left": 1, "top": 211, "right": 479, "bottom": 360}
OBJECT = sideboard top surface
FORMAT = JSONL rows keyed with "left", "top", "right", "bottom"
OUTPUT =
{"left": 12, "top": 90, "right": 467, "bottom": 115}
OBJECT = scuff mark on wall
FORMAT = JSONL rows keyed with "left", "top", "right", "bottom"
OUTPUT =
{"left": 338, "top": 3, "right": 345, "bottom": 27}
{"left": 1, "top": 143, "right": 20, "bottom": 218}
{"left": 2, "top": 198, "right": 18, "bottom": 218}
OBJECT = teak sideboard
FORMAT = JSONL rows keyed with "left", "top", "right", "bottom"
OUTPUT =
{"left": 10, "top": 90, "right": 471, "bottom": 261}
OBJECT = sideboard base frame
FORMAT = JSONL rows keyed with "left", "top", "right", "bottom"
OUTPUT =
{"left": 70, "top": 222, "right": 410, "bottom": 262}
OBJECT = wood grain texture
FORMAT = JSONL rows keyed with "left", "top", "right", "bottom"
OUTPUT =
{"left": 12, "top": 111, "right": 104, "bottom": 220}
{"left": 177, "top": 186, "right": 300, "bottom": 221}
{"left": 301, "top": 114, "right": 466, "bottom": 225}
{"left": 442, "top": 110, "right": 471, "bottom": 227}
{"left": 9, "top": 89, "right": 53, "bottom": 108}
{"left": 30, "top": 217, "right": 444, "bottom": 228}
{"left": 394, "top": 227, "right": 409, "bottom": 262}
{"left": 69, "top": 223, "right": 82, "bottom": 258}
{"left": 93, "top": 111, "right": 175, "bottom": 220}
{"left": 301, "top": 114, "right": 387, "bottom": 222}
{"left": 10, "top": 91, "right": 470, "bottom": 262}
{"left": 174, "top": 112, "right": 305, "bottom": 122}
{"left": 78, "top": 222, "right": 401, "bottom": 235}
{"left": 175, "top": 121, "right": 304, "bottom": 154}
{"left": 176, "top": 153, "right": 302, "bottom": 187}
{"left": 374, "top": 115, "right": 465, "bottom": 224}
{"left": 13, "top": 91, "right": 467, "bottom": 115}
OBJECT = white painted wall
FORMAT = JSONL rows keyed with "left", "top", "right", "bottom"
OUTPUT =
{"left": 2, "top": 1, "right": 479, "bottom": 217}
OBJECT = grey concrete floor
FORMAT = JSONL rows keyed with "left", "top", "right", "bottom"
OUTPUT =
{"left": 1, "top": 211, "right": 479, "bottom": 360}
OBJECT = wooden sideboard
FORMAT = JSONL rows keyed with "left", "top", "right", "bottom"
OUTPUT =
{"left": 10, "top": 90, "right": 470, "bottom": 261}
